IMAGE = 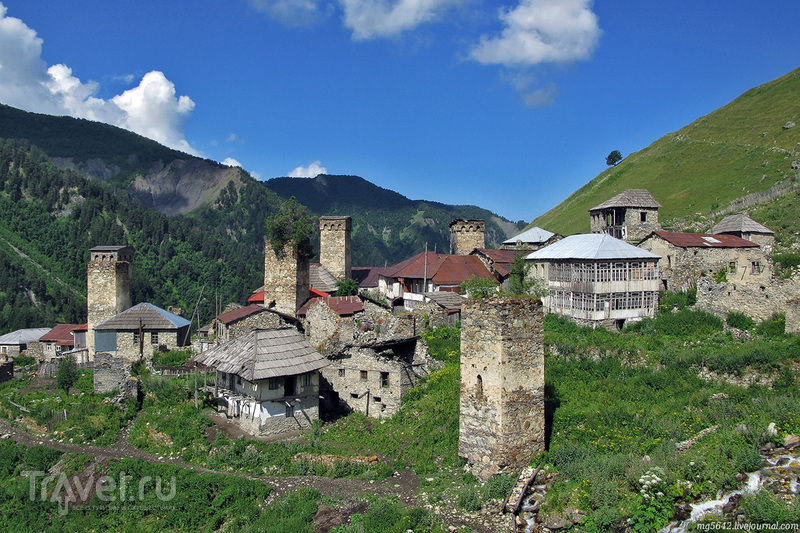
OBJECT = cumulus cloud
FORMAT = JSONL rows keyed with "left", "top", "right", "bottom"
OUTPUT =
{"left": 289, "top": 160, "right": 327, "bottom": 177}
{"left": 221, "top": 157, "right": 243, "bottom": 168}
{"left": 470, "top": 0, "right": 600, "bottom": 67}
{"left": 248, "top": 0, "right": 327, "bottom": 26}
{"left": 341, "top": 0, "right": 461, "bottom": 40}
{"left": 0, "top": 3, "right": 197, "bottom": 154}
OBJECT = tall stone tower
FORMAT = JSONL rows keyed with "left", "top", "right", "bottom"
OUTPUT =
{"left": 87, "top": 245, "right": 133, "bottom": 356}
{"left": 319, "top": 216, "right": 352, "bottom": 280}
{"left": 264, "top": 241, "right": 310, "bottom": 315}
{"left": 459, "top": 297, "right": 545, "bottom": 479}
{"left": 449, "top": 219, "right": 485, "bottom": 255}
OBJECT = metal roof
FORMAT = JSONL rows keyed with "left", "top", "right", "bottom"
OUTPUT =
{"left": 217, "top": 304, "right": 266, "bottom": 325}
{"left": 589, "top": 189, "right": 662, "bottom": 211}
{"left": 90, "top": 245, "right": 131, "bottom": 252}
{"left": 39, "top": 324, "right": 81, "bottom": 345}
{"left": 95, "top": 303, "right": 191, "bottom": 331}
{"left": 297, "top": 296, "right": 364, "bottom": 317}
{"left": 431, "top": 255, "right": 495, "bottom": 285}
{"left": 0, "top": 328, "right": 52, "bottom": 345}
{"left": 644, "top": 231, "right": 759, "bottom": 249}
{"left": 503, "top": 226, "right": 555, "bottom": 245}
{"left": 527, "top": 233, "right": 661, "bottom": 261}
{"left": 351, "top": 266, "right": 389, "bottom": 288}
{"left": 193, "top": 328, "right": 328, "bottom": 381}
{"left": 709, "top": 214, "right": 774, "bottom": 235}
{"left": 385, "top": 251, "right": 446, "bottom": 279}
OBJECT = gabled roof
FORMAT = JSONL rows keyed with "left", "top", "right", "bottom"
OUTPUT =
{"left": 193, "top": 328, "right": 328, "bottom": 381}
{"left": 590, "top": 189, "right": 661, "bottom": 211}
{"left": 527, "top": 233, "right": 660, "bottom": 261}
{"left": 310, "top": 263, "right": 338, "bottom": 293}
{"left": 217, "top": 304, "right": 267, "bottom": 325}
{"left": 473, "top": 248, "right": 528, "bottom": 278}
{"left": 709, "top": 214, "right": 774, "bottom": 235}
{"left": 39, "top": 324, "right": 81, "bottom": 346}
{"left": 351, "top": 266, "right": 389, "bottom": 288}
{"left": 431, "top": 255, "right": 495, "bottom": 285}
{"left": 424, "top": 291, "right": 465, "bottom": 311}
{"left": 644, "top": 231, "right": 759, "bottom": 249}
{"left": 0, "top": 328, "right": 52, "bottom": 345}
{"left": 247, "top": 289, "right": 265, "bottom": 304}
{"left": 385, "top": 251, "right": 447, "bottom": 280}
{"left": 503, "top": 226, "right": 555, "bottom": 245}
{"left": 95, "top": 303, "right": 191, "bottom": 331}
{"left": 297, "top": 296, "right": 364, "bottom": 317}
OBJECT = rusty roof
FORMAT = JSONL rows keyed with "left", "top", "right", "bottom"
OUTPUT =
{"left": 590, "top": 189, "right": 661, "bottom": 211}
{"left": 646, "top": 231, "right": 760, "bottom": 248}
{"left": 352, "top": 266, "right": 389, "bottom": 288}
{"left": 297, "top": 296, "right": 364, "bottom": 317}
{"left": 431, "top": 255, "right": 495, "bottom": 286}
{"left": 217, "top": 303, "right": 267, "bottom": 324}
{"left": 386, "top": 251, "right": 446, "bottom": 279}
{"left": 247, "top": 289, "right": 265, "bottom": 304}
{"left": 39, "top": 324, "right": 81, "bottom": 345}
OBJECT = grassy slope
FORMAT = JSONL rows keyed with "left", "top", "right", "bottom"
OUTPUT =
{"left": 534, "top": 67, "right": 800, "bottom": 235}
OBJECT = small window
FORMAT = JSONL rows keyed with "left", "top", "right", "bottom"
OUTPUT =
{"left": 360, "top": 370, "right": 368, "bottom": 381}
{"left": 133, "top": 332, "right": 140, "bottom": 344}
{"left": 729, "top": 261, "right": 737, "bottom": 274}
{"left": 285, "top": 404, "right": 294, "bottom": 418}
{"left": 268, "top": 378, "right": 281, "bottom": 390}
{"left": 380, "top": 372, "right": 389, "bottom": 388}
{"left": 640, "top": 212, "right": 647, "bottom": 222}
{"left": 350, "top": 392, "right": 359, "bottom": 399}
{"left": 373, "top": 396, "right": 381, "bottom": 403}
{"left": 338, "top": 368, "right": 346, "bottom": 378}
{"left": 751, "top": 261, "right": 762, "bottom": 275}
{"left": 150, "top": 332, "right": 159, "bottom": 345}
{"left": 301, "top": 373, "right": 312, "bottom": 387}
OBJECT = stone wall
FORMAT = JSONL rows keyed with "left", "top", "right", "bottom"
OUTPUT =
{"left": 87, "top": 252, "right": 132, "bottom": 356}
{"left": 696, "top": 276, "right": 800, "bottom": 328}
{"left": 114, "top": 330, "right": 180, "bottom": 363}
{"left": 459, "top": 297, "right": 545, "bottom": 479}
{"left": 450, "top": 219, "right": 485, "bottom": 255}
{"left": 264, "top": 241, "right": 309, "bottom": 315}
{"left": 225, "top": 311, "right": 288, "bottom": 341}
{"left": 319, "top": 216, "right": 352, "bottom": 280}
{"left": 94, "top": 352, "right": 136, "bottom": 396}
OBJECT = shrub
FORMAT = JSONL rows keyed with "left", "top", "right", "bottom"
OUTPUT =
{"left": 13, "top": 355, "right": 36, "bottom": 367}
{"left": 457, "top": 486, "right": 483, "bottom": 511}
{"left": 756, "top": 313, "right": 785, "bottom": 338}
{"left": 152, "top": 349, "right": 193, "bottom": 367}
{"left": 486, "top": 473, "right": 516, "bottom": 500}
{"left": 459, "top": 275, "right": 497, "bottom": 298}
{"left": 24, "top": 445, "right": 62, "bottom": 471}
{"left": 726, "top": 311, "right": 755, "bottom": 330}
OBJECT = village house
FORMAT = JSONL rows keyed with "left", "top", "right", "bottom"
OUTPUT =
{"left": 193, "top": 328, "right": 329, "bottom": 435}
{"left": 38, "top": 323, "right": 83, "bottom": 362}
{"left": 502, "top": 226, "right": 561, "bottom": 250}
{"left": 638, "top": 230, "right": 771, "bottom": 292}
{"left": 589, "top": 189, "right": 662, "bottom": 243}
{"left": 93, "top": 302, "right": 191, "bottom": 362}
{"left": 527, "top": 233, "right": 661, "bottom": 329}
{"left": 214, "top": 304, "right": 299, "bottom": 342}
{"left": 709, "top": 213, "right": 776, "bottom": 248}
{"left": 0, "top": 328, "right": 51, "bottom": 360}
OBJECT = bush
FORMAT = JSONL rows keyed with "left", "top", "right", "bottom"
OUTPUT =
{"left": 152, "top": 349, "right": 193, "bottom": 367}
{"left": 13, "top": 355, "right": 36, "bottom": 367}
{"left": 726, "top": 311, "right": 755, "bottom": 330}
{"left": 457, "top": 486, "right": 483, "bottom": 511}
{"left": 756, "top": 313, "right": 785, "bottom": 338}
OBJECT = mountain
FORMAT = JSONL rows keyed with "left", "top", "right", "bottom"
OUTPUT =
{"left": 266, "top": 175, "right": 522, "bottom": 267}
{"left": 534, "top": 67, "right": 800, "bottom": 236}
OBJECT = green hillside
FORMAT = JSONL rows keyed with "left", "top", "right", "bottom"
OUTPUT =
{"left": 534, "top": 67, "right": 800, "bottom": 235}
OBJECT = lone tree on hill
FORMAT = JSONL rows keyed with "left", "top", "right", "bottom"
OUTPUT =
{"left": 606, "top": 150, "right": 623, "bottom": 166}
{"left": 56, "top": 353, "right": 80, "bottom": 394}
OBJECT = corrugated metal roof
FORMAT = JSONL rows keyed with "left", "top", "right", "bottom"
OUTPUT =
{"left": 39, "top": 324, "right": 80, "bottom": 344}
{"left": 709, "top": 214, "right": 774, "bottom": 235}
{"left": 95, "top": 303, "right": 191, "bottom": 331}
{"left": 297, "top": 296, "right": 364, "bottom": 317}
{"left": 193, "top": 328, "right": 328, "bottom": 381}
{"left": 351, "top": 266, "right": 389, "bottom": 288}
{"left": 527, "top": 233, "right": 661, "bottom": 261}
{"left": 90, "top": 245, "right": 131, "bottom": 252}
{"left": 590, "top": 189, "right": 662, "bottom": 211}
{"left": 247, "top": 290, "right": 265, "bottom": 304}
{"left": 0, "top": 328, "right": 52, "bottom": 345}
{"left": 217, "top": 304, "right": 266, "bottom": 325}
{"left": 386, "top": 251, "right": 446, "bottom": 279}
{"left": 431, "top": 255, "right": 495, "bottom": 285}
{"left": 646, "top": 231, "right": 760, "bottom": 249}
{"left": 503, "top": 226, "right": 555, "bottom": 245}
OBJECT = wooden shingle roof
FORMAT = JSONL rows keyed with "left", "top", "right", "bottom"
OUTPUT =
{"left": 590, "top": 189, "right": 661, "bottom": 211}
{"left": 709, "top": 214, "right": 773, "bottom": 235}
{"left": 95, "top": 303, "right": 190, "bottom": 331}
{"left": 194, "top": 328, "right": 328, "bottom": 381}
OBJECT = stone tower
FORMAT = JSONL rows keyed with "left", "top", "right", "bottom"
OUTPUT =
{"left": 87, "top": 245, "right": 133, "bottom": 356}
{"left": 319, "top": 216, "right": 352, "bottom": 280}
{"left": 449, "top": 219, "right": 485, "bottom": 255}
{"left": 459, "top": 297, "right": 545, "bottom": 479}
{"left": 264, "top": 240, "right": 309, "bottom": 315}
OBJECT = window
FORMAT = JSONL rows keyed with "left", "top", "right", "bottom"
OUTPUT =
{"left": 133, "top": 332, "right": 140, "bottom": 344}
{"left": 751, "top": 261, "right": 762, "bottom": 275}
{"left": 268, "top": 378, "right": 281, "bottom": 390}
{"left": 360, "top": 370, "right": 368, "bottom": 381}
{"left": 373, "top": 396, "right": 381, "bottom": 403}
{"left": 301, "top": 373, "right": 312, "bottom": 387}
{"left": 150, "top": 332, "right": 159, "bottom": 345}
{"left": 285, "top": 404, "right": 294, "bottom": 418}
{"left": 640, "top": 211, "right": 647, "bottom": 222}
{"left": 729, "top": 261, "right": 737, "bottom": 274}
{"left": 380, "top": 372, "right": 389, "bottom": 388}
{"left": 338, "top": 368, "right": 346, "bottom": 378}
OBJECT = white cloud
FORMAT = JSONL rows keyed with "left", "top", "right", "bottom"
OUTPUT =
{"left": 248, "top": 0, "right": 327, "bottom": 26}
{"left": 289, "top": 160, "right": 327, "bottom": 177}
{"left": 221, "top": 157, "right": 242, "bottom": 168}
{"left": 0, "top": 3, "right": 198, "bottom": 155}
{"left": 341, "top": 0, "right": 461, "bottom": 40}
{"left": 470, "top": 0, "right": 601, "bottom": 67}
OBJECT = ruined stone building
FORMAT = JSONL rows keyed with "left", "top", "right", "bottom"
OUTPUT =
{"left": 263, "top": 241, "right": 310, "bottom": 315}
{"left": 193, "top": 328, "right": 329, "bottom": 435}
{"left": 527, "top": 233, "right": 661, "bottom": 329}
{"left": 94, "top": 303, "right": 191, "bottom": 362}
{"left": 459, "top": 297, "right": 545, "bottom": 479}
{"left": 449, "top": 219, "right": 485, "bottom": 255}
{"left": 502, "top": 226, "right": 561, "bottom": 250}
{"left": 638, "top": 231, "right": 771, "bottom": 292}
{"left": 471, "top": 248, "right": 529, "bottom": 290}
{"left": 589, "top": 189, "right": 661, "bottom": 243}
{"left": 87, "top": 245, "right": 133, "bottom": 357}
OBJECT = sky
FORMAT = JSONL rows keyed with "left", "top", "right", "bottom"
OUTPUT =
{"left": 1, "top": 1, "right": 799, "bottom": 223}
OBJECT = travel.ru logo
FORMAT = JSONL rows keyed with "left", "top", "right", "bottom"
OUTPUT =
{"left": 21, "top": 470, "right": 176, "bottom": 516}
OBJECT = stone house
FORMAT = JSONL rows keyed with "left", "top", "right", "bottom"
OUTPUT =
{"left": 38, "top": 323, "right": 82, "bottom": 362}
{"left": 193, "top": 328, "right": 329, "bottom": 436}
{"left": 94, "top": 303, "right": 191, "bottom": 362}
{"left": 638, "top": 231, "right": 770, "bottom": 292}
{"left": 589, "top": 189, "right": 661, "bottom": 243}
{"left": 709, "top": 213, "right": 775, "bottom": 248}
{"left": 502, "top": 226, "right": 561, "bottom": 250}
{"left": 0, "top": 328, "right": 51, "bottom": 360}
{"left": 527, "top": 233, "right": 661, "bottom": 329}
{"left": 214, "top": 304, "right": 298, "bottom": 342}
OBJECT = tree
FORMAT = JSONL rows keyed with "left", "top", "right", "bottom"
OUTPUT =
{"left": 460, "top": 275, "right": 498, "bottom": 298}
{"left": 606, "top": 150, "right": 623, "bottom": 166}
{"left": 508, "top": 253, "right": 534, "bottom": 295}
{"left": 56, "top": 353, "right": 80, "bottom": 394}
{"left": 265, "top": 196, "right": 315, "bottom": 260}
{"left": 334, "top": 278, "right": 360, "bottom": 296}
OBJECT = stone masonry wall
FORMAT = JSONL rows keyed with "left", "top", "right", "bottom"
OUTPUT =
{"left": 87, "top": 257, "right": 132, "bottom": 356}
{"left": 226, "top": 311, "right": 287, "bottom": 341}
{"left": 459, "top": 297, "right": 545, "bottom": 479}
{"left": 450, "top": 219, "right": 485, "bottom": 255}
{"left": 319, "top": 216, "right": 352, "bottom": 281}
{"left": 696, "top": 276, "right": 800, "bottom": 329}
{"left": 94, "top": 352, "right": 136, "bottom": 395}
{"left": 264, "top": 241, "right": 309, "bottom": 315}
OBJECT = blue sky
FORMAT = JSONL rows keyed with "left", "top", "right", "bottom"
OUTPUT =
{"left": 1, "top": 1, "right": 798, "bottom": 223}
